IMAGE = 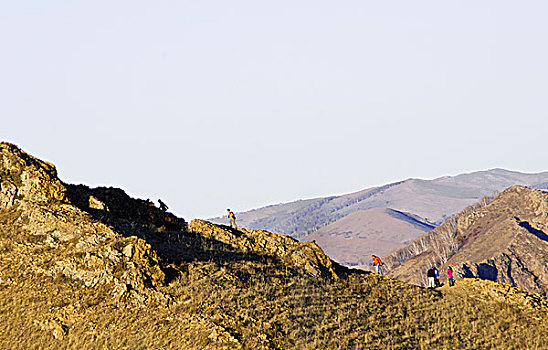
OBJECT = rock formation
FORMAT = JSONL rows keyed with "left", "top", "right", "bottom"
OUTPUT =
{"left": 189, "top": 219, "right": 342, "bottom": 280}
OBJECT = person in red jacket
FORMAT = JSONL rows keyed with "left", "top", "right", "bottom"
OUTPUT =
{"left": 447, "top": 266, "right": 455, "bottom": 287}
{"left": 372, "top": 255, "right": 383, "bottom": 275}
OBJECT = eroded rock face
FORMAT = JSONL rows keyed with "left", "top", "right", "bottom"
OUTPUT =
{"left": 0, "top": 143, "right": 167, "bottom": 306}
{"left": 88, "top": 195, "right": 108, "bottom": 211}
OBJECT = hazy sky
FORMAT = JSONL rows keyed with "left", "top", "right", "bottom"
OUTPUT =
{"left": 2, "top": 1, "right": 547, "bottom": 219}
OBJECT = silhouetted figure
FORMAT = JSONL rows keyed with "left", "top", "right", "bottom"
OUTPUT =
{"left": 158, "top": 199, "right": 168, "bottom": 212}
{"left": 447, "top": 266, "right": 455, "bottom": 287}
{"left": 227, "top": 208, "right": 237, "bottom": 229}
{"left": 372, "top": 255, "right": 383, "bottom": 275}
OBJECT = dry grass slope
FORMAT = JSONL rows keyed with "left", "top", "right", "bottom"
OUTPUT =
{"left": 1, "top": 142, "right": 548, "bottom": 349}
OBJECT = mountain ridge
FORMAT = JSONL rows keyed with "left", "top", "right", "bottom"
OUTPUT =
{"left": 213, "top": 168, "right": 548, "bottom": 268}
{"left": 385, "top": 185, "right": 548, "bottom": 296}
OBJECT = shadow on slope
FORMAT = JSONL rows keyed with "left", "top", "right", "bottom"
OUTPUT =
{"left": 514, "top": 216, "right": 548, "bottom": 241}
{"left": 63, "top": 183, "right": 356, "bottom": 285}
{"left": 386, "top": 209, "right": 436, "bottom": 230}
{"left": 64, "top": 184, "right": 292, "bottom": 284}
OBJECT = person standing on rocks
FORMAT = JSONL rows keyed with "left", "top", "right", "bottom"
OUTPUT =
{"left": 227, "top": 208, "right": 237, "bottom": 229}
{"left": 447, "top": 266, "right": 455, "bottom": 287}
{"left": 372, "top": 255, "right": 383, "bottom": 275}
{"left": 427, "top": 266, "right": 436, "bottom": 288}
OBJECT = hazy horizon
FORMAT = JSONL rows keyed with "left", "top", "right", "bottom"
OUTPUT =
{"left": 2, "top": 1, "right": 547, "bottom": 219}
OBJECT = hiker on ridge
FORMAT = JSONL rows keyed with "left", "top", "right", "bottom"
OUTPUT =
{"left": 227, "top": 208, "right": 237, "bottom": 229}
{"left": 372, "top": 255, "right": 383, "bottom": 275}
{"left": 447, "top": 266, "right": 455, "bottom": 287}
{"left": 427, "top": 266, "right": 436, "bottom": 288}
{"left": 158, "top": 199, "right": 168, "bottom": 212}
{"left": 434, "top": 266, "right": 441, "bottom": 287}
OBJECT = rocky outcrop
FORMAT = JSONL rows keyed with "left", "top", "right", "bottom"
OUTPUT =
{"left": 0, "top": 142, "right": 342, "bottom": 308}
{"left": 0, "top": 143, "right": 169, "bottom": 306}
{"left": 189, "top": 219, "right": 342, "bottom": 280}
{"left": 0, "top": 142, "right": 67, "bottom": 208}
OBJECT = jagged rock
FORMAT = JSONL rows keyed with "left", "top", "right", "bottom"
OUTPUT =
{"left": 123, "top": 243, "right": 134, "bottom": 258}
{"left": 0, "top": 142, "right": 67, "bottom": 208}
{"left": 189, "top": 219, "right": 340, "bottom": 280}
{"left": 89, "top": 195, "right": 108, "bottom": 211}
{"left": 0, "top": 143, "right": 167, "bottom": 304}
{"left": 0, "top": 178, "right": 16, "bottom": 208}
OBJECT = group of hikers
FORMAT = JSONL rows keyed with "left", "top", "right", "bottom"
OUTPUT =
{"left": 371, "top": 255, "right": 455, "bottom": 288}
{"left": 426, "top": 265, "right": 455, "bottom": 288}
{"left": 223, "top": 208, "right": 456, "bottom": 289}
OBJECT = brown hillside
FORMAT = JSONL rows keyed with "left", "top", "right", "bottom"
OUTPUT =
{"left": 2, "top": 142, "right": 548, "bottom": 349}
{"left": 302, "top": 208, "right": 433, "bottom": 269}
{"left": 386, "top": 186, "right": 548, "bottom": 296}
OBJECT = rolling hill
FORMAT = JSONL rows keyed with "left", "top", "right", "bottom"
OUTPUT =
{"left": 302, "top": 208, "right": 434, "bottom": 269}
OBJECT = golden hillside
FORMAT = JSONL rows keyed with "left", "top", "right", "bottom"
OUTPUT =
{"left": 1, "top": 142, "right": 548, "bottom": 349}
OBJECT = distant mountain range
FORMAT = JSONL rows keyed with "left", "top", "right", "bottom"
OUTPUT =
{"left": 213, "top": 169, "right": 548, "bottom": 268}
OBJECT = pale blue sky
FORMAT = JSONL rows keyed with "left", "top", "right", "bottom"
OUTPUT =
{"left": 2, "top": 1, "right": 547, "bottom": 219}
